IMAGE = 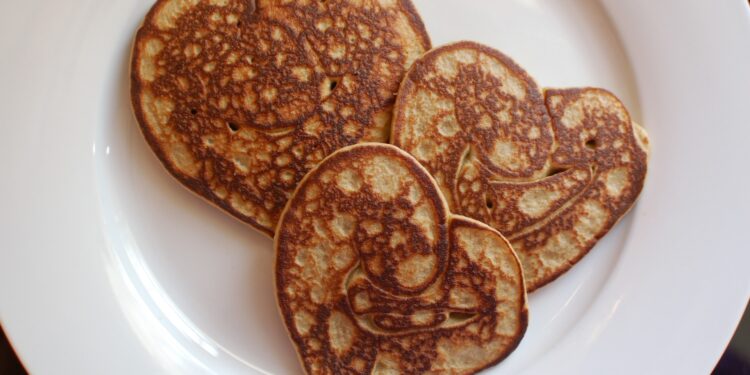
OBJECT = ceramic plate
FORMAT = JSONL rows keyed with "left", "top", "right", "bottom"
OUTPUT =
{"left": 1, "top": 1, "right": 749, "bottom": 374}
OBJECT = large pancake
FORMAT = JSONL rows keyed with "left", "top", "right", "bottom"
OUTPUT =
{"left": 276, "top": 143, "right": 528, "bottom": 374}
{"left": 131, "top": 0, "right": 430, "bottom": 235}
{"left": 392, "top": 42, "right": 649, "bottom": 291}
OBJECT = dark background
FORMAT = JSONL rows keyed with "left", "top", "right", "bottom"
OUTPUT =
{"left": 1, "top": 302, "right": 748, "bottom": 374}
{"left": 1, "top": 1, "right": 749, "bottom": 374}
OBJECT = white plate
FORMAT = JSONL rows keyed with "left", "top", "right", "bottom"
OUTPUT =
{"left": 1, "top": 1, "right": 749, "bottom": 374}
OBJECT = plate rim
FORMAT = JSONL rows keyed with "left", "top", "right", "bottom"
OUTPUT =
{"left": 1, "top": 1, "right": 749, "bottom": 374}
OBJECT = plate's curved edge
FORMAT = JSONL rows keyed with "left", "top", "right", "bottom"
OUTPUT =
{"left": 523, "top": 1, "right": 750, "bottom": 374}
{"left": 1, "top": 1, "right": 750, "bottom": 374}
{"left": 0, "top": 1, "right": 190, "bottom": 374}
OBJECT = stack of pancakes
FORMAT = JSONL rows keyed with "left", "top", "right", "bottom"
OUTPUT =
{"left": 132, "top": 1, "right": 648, "bottom": 373}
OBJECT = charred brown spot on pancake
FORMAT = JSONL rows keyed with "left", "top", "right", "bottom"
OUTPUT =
{"left": 131, "top": 0, "right": 431, "bottom": 235}
{"left": 392, "top": 42, "right": 649, "bottom": 291}
{"left": 276, "top": 144, "right": 528, "bottom": 374}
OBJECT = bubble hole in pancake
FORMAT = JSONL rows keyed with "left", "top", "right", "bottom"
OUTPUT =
{"left": 275, "top": 143, "right": 528, "bottom": 374}
{"left": 131, "top": 0, "right": 431, "bottom": 235}
{"left": 392, "top": 41, "right": 649, "bottom": 291}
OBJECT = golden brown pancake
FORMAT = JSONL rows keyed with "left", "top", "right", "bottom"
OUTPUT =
{"left": 131, "top": 0, "right": 430, "bottom": 235}
{"left": 392, "top": 41, "right": 649, "bottom": 291}
{"left": 276, "top": 143, "right": 528, "bottom": 374}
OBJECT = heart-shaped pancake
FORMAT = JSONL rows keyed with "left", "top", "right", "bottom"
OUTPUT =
{"left": 392, "top": 42, "right": 649, "bottom": 291}
{"left": 276, "top": 143, "right": 528, "bottom": 374}
{"left": 131, "top": 0, "right": 430, "bottom": 235}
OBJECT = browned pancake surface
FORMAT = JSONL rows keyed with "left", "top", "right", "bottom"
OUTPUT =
{"left": 276, "top": 144, "right": 527, "bottom": 374}
{"left": 392, "top": 42, "right": 649, "bottom": 291}
{"left": 131, "top": 0, "right": 430, "bottom": 235}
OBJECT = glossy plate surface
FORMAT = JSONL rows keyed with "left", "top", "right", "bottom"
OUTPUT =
{"left": 1, "top": 1, "right": 749, "bottom": 374}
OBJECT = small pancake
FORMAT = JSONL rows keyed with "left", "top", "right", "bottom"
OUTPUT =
{"left": 131, "top": 0, "right": 430, "bottom": 235}
{"left": 276, "top": 143, "right": 528, "bottom": 374}
{"left": 392, "top": 42, "right": 649, "bottom": 291}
